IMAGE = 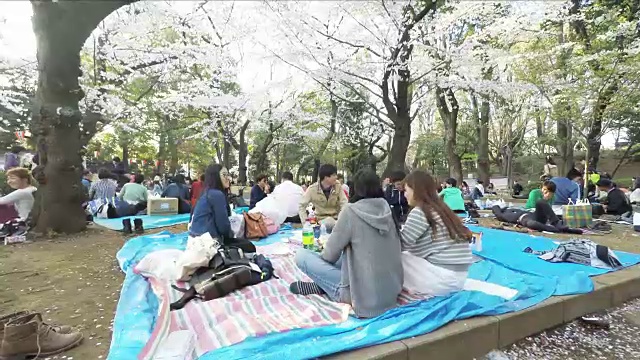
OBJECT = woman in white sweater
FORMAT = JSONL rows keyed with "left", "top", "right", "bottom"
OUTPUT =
{"left": 0, "top": 167, "right": 36, "bottom": 220}
{"left": 400, "top": 170, "right": 473, "bottom": 297}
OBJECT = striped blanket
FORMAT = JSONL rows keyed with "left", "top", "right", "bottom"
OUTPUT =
{"left": 138, "top": 242, "right": 425, "bottom": 359}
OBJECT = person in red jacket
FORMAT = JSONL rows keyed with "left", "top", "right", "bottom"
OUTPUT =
{"left": 191, "top": 174, "right": 205, "bottom": 207}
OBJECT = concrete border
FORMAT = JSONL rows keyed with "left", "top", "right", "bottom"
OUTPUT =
{"left": 325, "top": 264, "right": 640, "bottom": 360}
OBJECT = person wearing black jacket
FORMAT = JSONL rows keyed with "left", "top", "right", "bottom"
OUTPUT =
{"left": 384, "top": 170, "right": 409, "bottom": 223}
{"left": 596, "top": 179, "right": 632, "bottom": 216}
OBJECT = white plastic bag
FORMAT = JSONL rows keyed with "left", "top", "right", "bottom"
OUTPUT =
{"left": 175, "top": 233, "right": 221, "bottom": 281}
{"left": 251, "top": 196, "right": 286, "bottom": 226}
{"left": 229, "top": 213, "right": 245, "bottom": 238}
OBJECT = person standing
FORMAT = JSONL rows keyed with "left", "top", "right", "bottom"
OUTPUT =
{"left": 190, "top": 174, "right": 205, "bottom": 207}
{"left": 543, "top": 156, "right": 559, "bottom": 178}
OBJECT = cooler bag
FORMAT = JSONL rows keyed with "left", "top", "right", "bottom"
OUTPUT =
{"left": 563, "top": 199, "right": 592, "bottom": 228}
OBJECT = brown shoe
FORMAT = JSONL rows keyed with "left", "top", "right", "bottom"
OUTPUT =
{"left": 0, "top": 311, "right": 72, "bottom": 336}
{"left": 0, "top": 313, "right": 83, "bottom": 359}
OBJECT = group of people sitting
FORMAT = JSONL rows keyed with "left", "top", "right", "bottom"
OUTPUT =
{"left": 184, "top": 162, "right": 474, "bottom": 318}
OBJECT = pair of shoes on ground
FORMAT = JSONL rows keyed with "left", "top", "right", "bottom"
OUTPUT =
{"left": 0, "top": 220, "right": 27, "bottom": 239}
{"left": 0, "top": 311, "right": 83, "bottom": 359}
{"left": 122, "top": 218, "right": 144, "bottom": 235}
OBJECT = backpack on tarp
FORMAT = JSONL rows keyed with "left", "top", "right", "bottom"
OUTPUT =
{"left": 169, "top": 247, "right": 275, "bottom": 310}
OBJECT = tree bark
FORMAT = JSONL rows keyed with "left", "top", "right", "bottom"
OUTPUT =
{"left": 556, "top": 118, "right": 574, "bottom": 176}
{"left": 30, "top": 0, "right": 132, "bottom": 233}
{"left": 471, "top": 93, "right": 490, "bottom": 185}
{"left": 436, "top": 87, "right": 462, "bottom": 184}
{"left": 236, "top": 120, "right": 250, "bottom": 185}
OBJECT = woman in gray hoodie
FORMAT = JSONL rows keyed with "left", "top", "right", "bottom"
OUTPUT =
{"left": 290, "top": 169, "right": 403, "bottom": 318}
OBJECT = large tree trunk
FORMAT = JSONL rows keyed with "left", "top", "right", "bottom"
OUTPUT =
{"left": 471, "top": 93, "right": 490, "bottom": 185}
{"left": 436, "top": 87, "right": 463, "bottom": 184}
{"left": 386, "top": 116, "right": 411, "bottom": 176}
{"left": 236, "top": 120, "right": 250, "bottom": 185}
{"left": 30, "top": 0, "right": 131, "bottom": 233}
{"left": 556, "top": 118, "right": 574, "bottom": 176}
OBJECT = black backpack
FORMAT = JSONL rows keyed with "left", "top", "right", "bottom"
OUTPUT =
{"left": 170, "top": 248, "right": 275, "bottom": 310}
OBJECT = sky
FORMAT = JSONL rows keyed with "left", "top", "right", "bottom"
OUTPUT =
{"left": 0, "top": 1, "right": 618, "bottom": 148}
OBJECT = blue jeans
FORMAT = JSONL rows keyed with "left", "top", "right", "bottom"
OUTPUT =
{"left": 295, "top": 248, "right": 346, "bottom": 302}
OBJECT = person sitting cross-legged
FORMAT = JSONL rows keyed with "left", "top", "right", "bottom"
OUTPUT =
{"left": 493, "top": 184, "right": 582, "bottom": 233}
{"left": 290, "top": 169, "right": 403, "bottom": 318}
{"left": 438, "top": 177, "right": 466, "bottom": 213}
{"left": 270, "top": 171, "right": 304, "bottom": 223}
{"left": 597, "top": 178, "right": 633, "bottom": 220}
{"left": 118, "top": 173, "right": 148, "bottom": 207}
{"left": 298, "top": 164, "right": 348, "bottom": 232}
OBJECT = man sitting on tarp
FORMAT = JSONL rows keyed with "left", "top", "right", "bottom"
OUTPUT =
{"left": 492, "top": 184, "right": 582, "bottom": 234}
{"left": 596, "top": 178, "right": 633, "bottom": 221}
{"left": 550, "top": 169, "right": 582, "bottom": 205}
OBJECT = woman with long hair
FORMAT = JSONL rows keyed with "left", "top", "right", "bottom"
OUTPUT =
{"left": 401, "top": 170, "right": 473, "bottom": 296}
{"left": 189, "top": 164, "right": 255, "bottom": 253}
{"left": 291, "top": 169, "right": 403, "bottom": 318}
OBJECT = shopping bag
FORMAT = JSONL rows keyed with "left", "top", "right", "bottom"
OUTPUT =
{"left": 563, "top": 199, "right": 592, "bottom": 228}
{"left": 229, "top": 213, "right": 245, "bottom": 238}
{"left": 633, "top": 212, "right": 640, "bottom": 232}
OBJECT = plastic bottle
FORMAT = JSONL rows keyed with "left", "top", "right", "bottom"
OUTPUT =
{"left": 302, "top": 222, "right": 314, "bottom": 250}
{"left": 320, "top": 223, "right": 327, "bottom": 237}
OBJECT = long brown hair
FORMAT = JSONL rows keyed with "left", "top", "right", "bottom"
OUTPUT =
{"left": 404, "top": 170, "right": 472, "bottom": 243}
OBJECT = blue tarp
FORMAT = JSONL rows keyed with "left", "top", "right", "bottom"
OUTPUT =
{"left": 94, "top": 214, "right": 191, "bottom": 231}
{"left": 107, "top": 227, "right": 640, "bottom": 360}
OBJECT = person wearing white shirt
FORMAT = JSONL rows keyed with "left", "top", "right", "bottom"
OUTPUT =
{"left": 0, "top": 167, "right": 37, "bottom": 220}
{"left": 271, "top": 171, "right": 305, "bottom": 223}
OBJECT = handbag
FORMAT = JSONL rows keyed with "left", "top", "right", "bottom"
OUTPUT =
{"left": 563, "top": 199, "right": 592, "bottom": 228}
{"left": 263, "top": 215, "right": 279, "bottom": 235}
{"left": 243, "top": 212, "right": 268, "bottom": 239}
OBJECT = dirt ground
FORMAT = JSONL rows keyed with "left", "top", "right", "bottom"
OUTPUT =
{"left": 0, "top": 224, "right": 186, "bottom": 360}
{"left": 0, "top": 218, "right": 638, "bottom": 359}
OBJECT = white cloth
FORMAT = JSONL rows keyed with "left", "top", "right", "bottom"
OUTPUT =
{"left": 270, "top": 180, "right": 304, "bottom": 218}
{"left": 630, "top": 189, "right": 640, "bottom": 203}
{"left": 175, "top": 233, "right": 221, "bottom": 281}
{"left": 401, "top": 251, "right": 467, "bottom": 296}
{"left": 134, "top": 249, "right": 184, "bottom": 281}
{"left": 0, "top": 186, "right": 36, "bottom": 220}
{"left": 341, "top": 183, "right": 350, "bottom": 196}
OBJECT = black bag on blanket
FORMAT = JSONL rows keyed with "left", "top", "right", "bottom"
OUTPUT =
{"left": 169, "top": 248, "right": 275, "bottom": 311}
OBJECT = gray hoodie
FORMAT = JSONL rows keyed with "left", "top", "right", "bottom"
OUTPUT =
{"left": 321, "top": 198, "right": 403, "bottom": 318}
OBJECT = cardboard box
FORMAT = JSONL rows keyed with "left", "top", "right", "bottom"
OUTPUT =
{"left": 148, "top": 198, "right": 179, "bottom": 216}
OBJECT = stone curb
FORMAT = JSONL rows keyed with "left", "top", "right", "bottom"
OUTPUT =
{"left": 325, "top": 264, "right": 640, "bottom": 360}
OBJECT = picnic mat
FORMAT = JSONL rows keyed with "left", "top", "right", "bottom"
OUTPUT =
{"left": 94, "top": 213, "right": 191, "bottom": 231}
{"left": 108, "top": 228, "right": 640, "bottom": 360}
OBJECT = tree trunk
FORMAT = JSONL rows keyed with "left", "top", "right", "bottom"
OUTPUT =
{"left": 30, "top": 0, "right": 131, "bottom": 233}
{"left": 471, "top": 93, "right": 490, "bottom": 185}
{"left": 222, "top": 137, "right": 231, "bottom": 170}
{"left": 435, "top": 87, "right": 462, "bottom": 184}
{"left": 611, "top": 143, "right": 635, "bottom": 178}
{"left": 385, "top": 115, "right": 410, "bottom": 176}
{"left": 237, "top": 120, "right": 250, "bottom": 185}
{"left": 556, "top": 118, "right": 574, "bottom": 176}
